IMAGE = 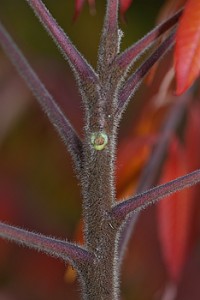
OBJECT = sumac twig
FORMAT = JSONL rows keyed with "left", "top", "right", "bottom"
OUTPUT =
{"left": 116, "top": 9, "right": 182, "bottom": 72}
{"left": 26, "top": 0, "right": 98, "bottom": 84}
{"left": 0, "top": 21, "right": 82, "bottom": 173}
{"left": 117, "top": 31, "right": 175, "bottom": 117}
{"left": 98, "top": 0, "right": 119, "bottom": 68}
{"left": 0, "top": 221, "right": 93, "bottom": 267}
{"left": 112, "top": 169, "right": 200, "bottom": 224}
{"left": 0, "top": 1, "right": 199, "bottom": 299}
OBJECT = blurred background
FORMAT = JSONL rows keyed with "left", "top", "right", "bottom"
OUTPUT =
{"left": 0, "top": 1, "right": 200, "bottom": 299}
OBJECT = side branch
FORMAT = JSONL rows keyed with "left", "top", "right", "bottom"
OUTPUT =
{"left": 117, "top": 31, "right": 175, "bottom": 117}
{"left": 105, "top": 0, "right": 119, "bottom": 33}
{"left": 0, "top": 21, "right": 82, "bottom": 173}
{"left": 0, "top": 221, "right": 93, "bottom": 266}
{"left": 111, "top": 169, "right": 200, "bottom": 224}
{"left": 98, "top": 0, "right": 119, "bottom": 67}
{"left": 26, "top": 0, "right": 98, "bottom": 83}
{"left": 115, "top": 9, "right": 182, "bottom": 71}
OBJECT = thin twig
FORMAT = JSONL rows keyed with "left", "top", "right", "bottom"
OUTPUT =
{"left": 0, "top": 21, "right": 83, "bottom": 173}
{"left": 26, "top": 0, "right": 98, "bottom": 84}
{"left": 0, "top": 221, "right": 93, "bottom": 267}
{"left": 115, "top": 9, "right": 182, "bottom": 71}
{"left": 117, "top": 31, "right": 175, "bottom": 118}
{"left": 98, "top": 0, "right": 119, "bottom": 68}
{"left": 112, "top": 169, "right": 200, "bottom": 224}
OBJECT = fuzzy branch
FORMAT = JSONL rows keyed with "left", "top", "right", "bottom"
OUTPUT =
{"left": 116, "top": 9, "right": 182, "bottom": 71}
{"left": 112, "top": 169, "right": 200, "bottom": 224}
{"left": 105, "top": 0, "right": 119, "bottom": 33}
{"left": 25, "top": 0, "right": 98, "bottom": 84}
{"left": 0, "top": 221, "right": 93, "bottom": 267}
{"left": 117, "top": 31, "right": 175, "bottom": 117}
{"left": 98, "top": 0, "right": 119, "bottom": 67}
{"left": 0, "top": 21, "right": 82, "bottom": 172}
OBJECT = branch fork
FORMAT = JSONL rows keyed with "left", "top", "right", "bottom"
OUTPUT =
{"left": 0, "top": 1, "right": 196, "bottom": 299}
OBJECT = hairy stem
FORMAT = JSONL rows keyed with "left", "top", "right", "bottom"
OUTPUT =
{"left": 116, "top": 9, "right": 182, "bottom": 71}
{"left": 25, "top": 0, "right": 98, "bottom": 84}
{"left": 0, "top": 1, "right": 196, "bottom": 300}
{"left": 117, "top": 31, "right": 175, "bottom": 117}
{"left": 0, "top": 222, "right": 92, "bottom": 267}
{"left": 112, "top": 169, "right": 200, "bottom": 224}
{"left": 80, "top": 87, "right": 119, "bottom": 300}
{"left": 98, "top": 0, "right": 119, "bottom": 68}
{"left": 78, "top": 2, "right": 121, "bottom": 297}
{"left": 0, "top": 21, "right": 82, "bottom": 173}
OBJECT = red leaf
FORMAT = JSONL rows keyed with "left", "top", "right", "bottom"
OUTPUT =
{"left": 157, "top": 138, "right": 194, "bottom": 282}
{"left": 185, "top": 102, "right": 200, "bottom": 170}
{"left": 74, "top": 0, "right": 85, "bottom": 20}
{"left": 120, "top": 0, "right": 133, "bottom": 16}
{"left": 175, "top": 0, "right": 200, "bottom": 95}
{"left": 74, "top": 0, "right": 132, "bottom": 20}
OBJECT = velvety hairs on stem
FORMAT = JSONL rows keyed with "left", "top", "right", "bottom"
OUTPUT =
{"left": 0, "top": 1, "right": 200, "bottom": 299}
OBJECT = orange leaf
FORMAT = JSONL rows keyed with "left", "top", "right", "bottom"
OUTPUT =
{"left": 185, "top": 102, "right": 200, "bottom": 170}
{"left": 157, "top": 138, "right": 194, "bottom": 282}
{"left": 65, "top": 221, "right": 83, "bottom": 283}
{"left": 175, "top": 0, "right": 200, "bottom": 95}
{"left": 117, "top": 135, "right": 155, "bottom": 198}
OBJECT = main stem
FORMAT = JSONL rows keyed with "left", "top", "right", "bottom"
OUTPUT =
{"left": 79, "top": 84, "right": 119, "bottom": 299}
{"left": 78, "top": 1, "right": 120, "bottom": 295}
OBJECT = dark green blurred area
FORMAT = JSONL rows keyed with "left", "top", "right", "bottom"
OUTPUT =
{"left": 0, "top": 0, "right": 164, "bottom": 64}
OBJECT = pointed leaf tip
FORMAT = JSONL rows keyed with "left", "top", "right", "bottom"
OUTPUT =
{"left": 74, "top": 0, "right": 96, "bottom": 20}
{"left": 175, "top": 0, "right": 200, "bottom": 95}
{"left": 120, "top": 0, "right": 133, "bottom": 16}
{"left": 73, "top": 0, "right": 84, "bottom": 21}
{"left": 74, "top": 0, "right": 133, "bottom": 20}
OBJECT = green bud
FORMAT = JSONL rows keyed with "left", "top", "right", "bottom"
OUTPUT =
{"left": 91, "top": 132, "right": 108, "bottom": 151}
